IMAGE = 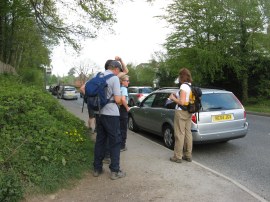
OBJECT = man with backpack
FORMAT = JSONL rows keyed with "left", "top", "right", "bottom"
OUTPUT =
{"left": 80, "top": 57, "right": 128, "bottom": 136}
{"left": 87, "top": 59, "right": 126, "bottom": 180}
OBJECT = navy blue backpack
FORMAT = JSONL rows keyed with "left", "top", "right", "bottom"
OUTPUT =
{"left": 84, "top": 72, "right": 115, "bottom": 112}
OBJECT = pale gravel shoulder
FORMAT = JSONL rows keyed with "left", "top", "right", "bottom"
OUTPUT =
{"left": 24, "top": 100, "right": 263, "bottom": 202}
{"left": 25, "top": 132, "right": 260, "bottom": 202}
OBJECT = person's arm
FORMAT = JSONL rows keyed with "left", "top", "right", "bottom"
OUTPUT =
{"left": 114, "top": 95, "right": 122, "bottom": 105}
{"left": 80, "top": 84, "right": 85, "bottom": 95}
{"left": 121, "top": 95, "right": 130, "bottom": 111}
{"left": 115, "top": 56, "right": 128, "bottom": 78}
{"left": 112, "top": 76, "right": 122, "bottom": 105}
{"left": 169, "top": 90, "right": 187, "bottom": 106}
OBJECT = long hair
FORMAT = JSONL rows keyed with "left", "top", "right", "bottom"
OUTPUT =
{"left": 179, "top": 68, "right": 192, "bottom": 83}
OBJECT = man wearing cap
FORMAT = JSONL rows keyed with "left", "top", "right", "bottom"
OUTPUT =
{"left": 103, "top": 57, "right": 128, "bottom": 164}
{"left": 93, "top": 58, "right": 126, "bottom": 180}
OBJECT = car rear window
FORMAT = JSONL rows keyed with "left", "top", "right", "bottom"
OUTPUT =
{"left": 201, "top": 93, "right": 243, "bottom": 111}
{"left": 139, "top": 88, "right": 153, "bottom": 94}
{"left": 65, "top": 87, "right": 76, "bottom": 91}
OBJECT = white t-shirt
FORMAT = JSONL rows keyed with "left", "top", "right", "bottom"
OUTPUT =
{"left": 176, "top": 83, "right": 191, "bottom": 110}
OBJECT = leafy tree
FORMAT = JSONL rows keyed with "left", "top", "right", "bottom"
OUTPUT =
{"left": 127, "top": 63, "right": 156, "bottom": 87}
{"left": 0, "top": 0, "right": 123, "bottom": 84}
{"left": 68, "top": 68, "right": 76, "bottom": 77}
{"left": 162, "top": 0, "right": 270, "bottom": 102}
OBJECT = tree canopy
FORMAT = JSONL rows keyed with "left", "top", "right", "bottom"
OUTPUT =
{"left": 160, "top": 0, "right": 270, "bottom": 102}
{"left": 0, "top": 0, "right": 120, "bottom": 74}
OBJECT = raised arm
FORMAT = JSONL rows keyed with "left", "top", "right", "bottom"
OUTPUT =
{"left": 115, "top": 56, "right": 128, "bottom": 78}
{"left": 80, "top": 83, "right": 86, "bottom": 95}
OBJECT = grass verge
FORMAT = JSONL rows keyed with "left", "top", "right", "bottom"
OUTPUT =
{"left": 0, "top": 74, "right": 94, "bottom": 201}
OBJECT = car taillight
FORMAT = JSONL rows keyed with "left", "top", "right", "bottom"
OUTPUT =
{"left": 191, "top": 114, "right": 197, "bottom": 124}
{"left": 136, "top": 94, "right": 143, "bottom": 98}
{"left": 244, "top": 111, "right": 246, "bottom": 118}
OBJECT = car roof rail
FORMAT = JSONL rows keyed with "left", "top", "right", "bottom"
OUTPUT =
{"left": 202, "top": 86, "right": 226, "bottom": 90}
{"left": 157, "top": 87, "right": 179, "bottom": 90}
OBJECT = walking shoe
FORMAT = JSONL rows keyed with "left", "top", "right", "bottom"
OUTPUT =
{"left": 93, "top": 169, "right": 103, "bottom": 177}
{"left": 170, "top": 156, "right": 182, "bottom": 163}
{"left": 103, "top": 157, "right": 111, "bottom": 164}
{"left": 182, "top": 156, "right": 192, "bottom": 162}
{"left": 110, "top": 170, "right": 126, "bottom": 180}
{"left": 120, "top": 146, "right": 127, "bottom": 152}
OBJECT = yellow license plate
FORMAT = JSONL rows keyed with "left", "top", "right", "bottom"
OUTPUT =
{"left": 212, "top": 114, "right": 233, "bottom": 122}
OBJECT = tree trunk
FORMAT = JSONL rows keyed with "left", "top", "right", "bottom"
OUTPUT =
{"left": 0, "top": 16, "right": 2, "bottom": 61}
{"left": 241, "top": 71, "right": 248, "bottom": 104}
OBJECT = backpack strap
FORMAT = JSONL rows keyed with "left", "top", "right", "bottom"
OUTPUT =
{"left": 103, "top": 73, "right": 116, "bottom": 103}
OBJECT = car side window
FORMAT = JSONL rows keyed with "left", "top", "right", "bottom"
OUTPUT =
{"left": 141, "top": 94, "right": 156, "bottom": 107}
{"left": 152, "top": 93, "right": 169, "bottom": 108}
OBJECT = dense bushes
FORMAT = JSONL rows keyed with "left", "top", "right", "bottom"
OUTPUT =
{"left": 0, "top": 75, "right": 94, "bottom": 201}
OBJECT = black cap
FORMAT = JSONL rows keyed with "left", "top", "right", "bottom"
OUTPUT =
{"left": 104, "top": 59, "right": 113, "bottom": 70}
{"left": 109, "top": 60, "right": 123, "bottom": 72}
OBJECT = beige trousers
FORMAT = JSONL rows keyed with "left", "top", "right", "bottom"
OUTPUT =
{"left": 173, "top": 110, "right": 193, "bottom": 159}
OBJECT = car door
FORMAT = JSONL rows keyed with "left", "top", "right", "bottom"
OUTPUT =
{"left": 133, "top": 93, "right": 156, "bottom": 130}
{"left": 144, "top": 93, "right": 171, "bottom": 134}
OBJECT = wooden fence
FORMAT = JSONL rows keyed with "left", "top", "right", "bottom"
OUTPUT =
{"left": 0, "top": 61, "right": 17, "bottom": 75}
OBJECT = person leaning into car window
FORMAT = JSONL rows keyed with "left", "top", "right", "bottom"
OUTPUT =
{"left": 169, "top": 68, "right": 193, "bottom": 163}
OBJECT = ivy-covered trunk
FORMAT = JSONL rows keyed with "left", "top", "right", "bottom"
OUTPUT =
{"left": 241, "top": 71, "right": 248, "bottom": 104}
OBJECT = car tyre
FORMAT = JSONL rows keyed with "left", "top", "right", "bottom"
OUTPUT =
{"left": 128, "top": 115, "right": 139, "bottom": 132}
{"left": 163, "top": 124, "right": 174, "bottom": 149}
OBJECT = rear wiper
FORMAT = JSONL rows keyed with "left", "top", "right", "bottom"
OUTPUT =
{"left": 206, "top": 107, "right": 224, "bottom": 111}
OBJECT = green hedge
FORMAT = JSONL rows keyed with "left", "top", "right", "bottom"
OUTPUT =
{"left": 0, "top": 75, "right": 94, "bottom": 201}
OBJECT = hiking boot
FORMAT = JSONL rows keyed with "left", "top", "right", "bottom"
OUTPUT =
{"left": 93, "top": 169, "right": 103, "bottom": 177}
{"left": 103, "top": 157, "right": 111, "bottom": 164}
{"left": 110, "top": 170, "right": 126, "bottom": 180}
{"left": 170, "top": 156, "right": 182, "bottom": 163}
{"left": 120, "top": 146, "right": 127, "bottom": 152}
{"left": 182, "top": 156, "right": 192, "bottom": 162}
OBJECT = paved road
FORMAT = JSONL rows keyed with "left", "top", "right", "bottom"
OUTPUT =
{"left": 61, "top": 97, "right": 270, "bottom": 201}
{"left": 133, "top": 113, "right": 270, "bottom": 201}
{"left": 193, "top": 114, "right": 270, "bottom": 201}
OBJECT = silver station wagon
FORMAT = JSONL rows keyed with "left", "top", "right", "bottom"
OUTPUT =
{"left": 128, "top": 87, "right": 249, "bottom": 149}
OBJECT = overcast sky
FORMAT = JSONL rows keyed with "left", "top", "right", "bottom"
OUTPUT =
{"left": 50, "top": 0, "right": 171, "bottom": 76}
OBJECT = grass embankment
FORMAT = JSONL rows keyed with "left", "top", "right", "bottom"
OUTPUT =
{"left": 0, "top": 75, "right": 94, "bottom": 201}
{"left": 245, "top": 99, "right": 270, "bottom": 114}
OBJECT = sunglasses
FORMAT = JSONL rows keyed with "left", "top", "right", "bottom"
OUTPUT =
{"left": 123, "top": 80, "right": 130, "bottom": 82}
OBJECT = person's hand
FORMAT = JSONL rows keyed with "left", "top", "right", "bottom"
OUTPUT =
{"left": 115, "top": 56, "right": 122, "bottom": 61}
{"left": 169, "top": 93, "right": 176, "bottom": 101}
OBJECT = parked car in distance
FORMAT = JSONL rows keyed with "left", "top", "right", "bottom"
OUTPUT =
{"left": 57, "top": 85, "right": 78, "bottom": 100}
{"left": 128, "top": 87, "right": 249, "bottom": 149}
{"left": 50, "top": 85, "right": 60, "bottom": 95}
{"left": 128, "top": 86, "right": 153, "bottom": 106}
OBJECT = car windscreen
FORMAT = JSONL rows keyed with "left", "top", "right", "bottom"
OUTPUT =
{"left": 139, "top": 88, "right": 153, "bottom": 94}
{"left": 201, "top": 93, "right": 243, "bottom": 111}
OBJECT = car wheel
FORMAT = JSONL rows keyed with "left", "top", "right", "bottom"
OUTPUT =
{"left": 129, "top": 99, "right": 135, "bottom": 107}
{"left": 128, "top": 115, "right": 139, "bottom": 132}
{"left": 163, "top": 124, "right": 174, "bottom": 149}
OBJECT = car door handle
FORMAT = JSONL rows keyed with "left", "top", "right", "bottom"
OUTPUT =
{"left": 161, "top": 113, "right": 166, "bottom": 116}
